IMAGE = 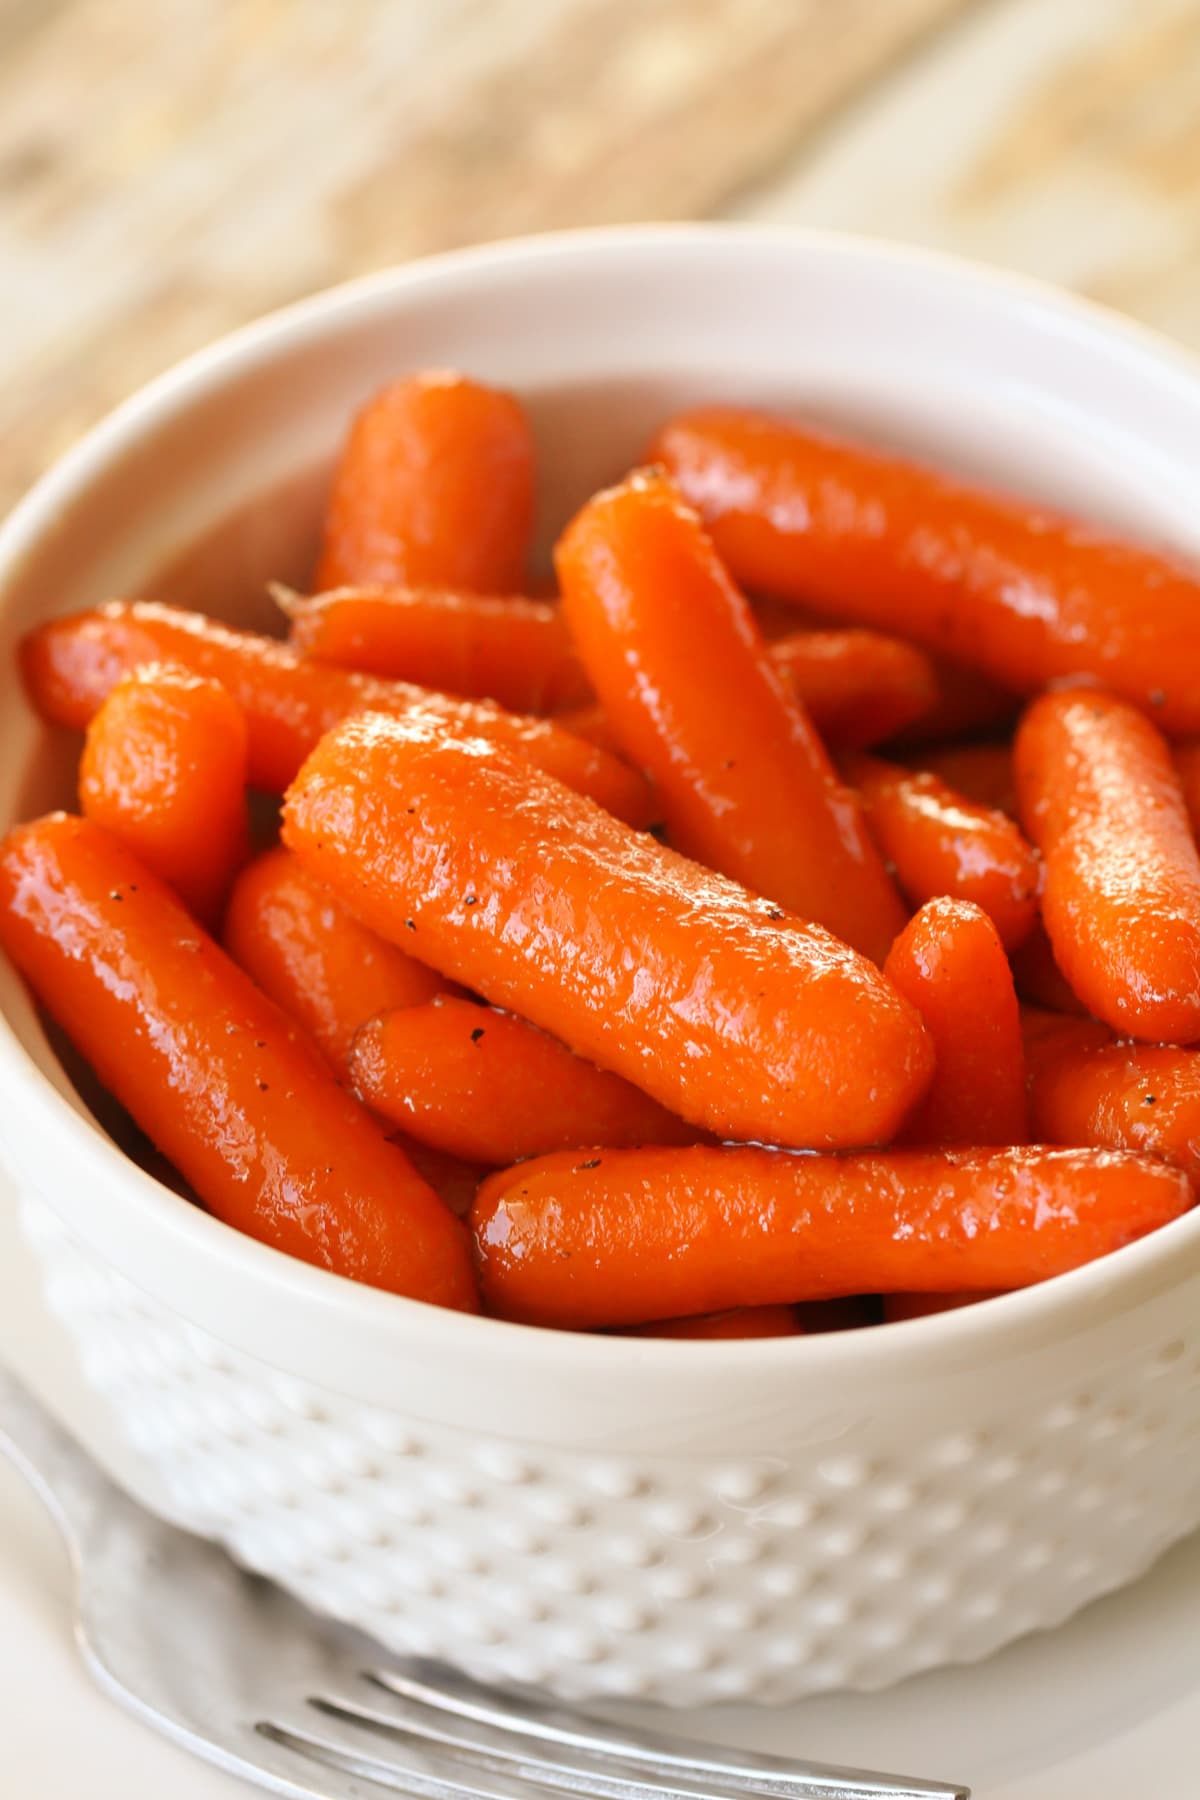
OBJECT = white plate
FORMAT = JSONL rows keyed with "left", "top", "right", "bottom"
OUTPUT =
{"left": 2, "top": 1154, "right": 1196, "bottom": 1800}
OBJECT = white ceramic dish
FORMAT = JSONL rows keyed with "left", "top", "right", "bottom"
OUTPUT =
{"left": 2, "top": 226, "right": 1200, "bottom": 1710}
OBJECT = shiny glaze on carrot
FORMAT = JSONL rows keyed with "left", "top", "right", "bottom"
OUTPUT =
{"left": 884, "top": 898, "right": 1028, "bottom": 1146}
{"left": 1015, "top": 689, "right": 1200, "bottom": 1041}
{"left": 223, "top": 846, "right": 444, "bottom": 1072}
{"left": 763, "top": 628, "right": 938, "bottom": 748}
{"left": 78, "top": 662, "right": 249, "bottom": 929}
{"left": 843, "top": 751, "right": 1040, "bottom": 950}
{"left": 20, "top": 600, "right": 652, "bottom": 824}
{"left": 556, "top": 470, "right": 904, "bottom": 963}
{"left": 0, "top": 814, "right": 478, "bottom": 1309}
{"left": 1024, "top": 1006, "right": 1200, "bottom": 1182}
{"left": 282, "top": 712, "right": 934, "bottom": 1148}
{"left": 651, "top": 406, "right": 1200, "bottom": 732}
{"left": 283, "top": 584, "right": 591, "bottom": 714}
{"left": 316, "top": 372, "right": 535, "bottom": 593}
{"left": 471, "top": 1143, "right": 1191, "bottom": 1328}
{"left": 350, "top": 994, "right": 698, "bottom": 1164}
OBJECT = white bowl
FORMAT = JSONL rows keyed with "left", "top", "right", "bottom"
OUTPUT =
{"left": 3, "top": 226, "right": 1200, "bottom": 1709}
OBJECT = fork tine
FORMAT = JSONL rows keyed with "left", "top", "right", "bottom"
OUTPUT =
{"left": 363, "top": 1665, "right": 968, "bottom": 1800}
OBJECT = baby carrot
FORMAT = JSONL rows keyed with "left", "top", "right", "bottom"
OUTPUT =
{"left": 20, "top": 600, "right": 652, "bottom": 824}
{"left": 883, "top": 898, "right": 1028, "bottom": 1146}
{"left": 282, "top": 585, "right": 591, "bottom": 715}
{"left": 1174, "top": 742, "right": 1200, "bottom": 841}
{"left": 384, "top": 1133, "right": 487, "bottom": 1218}
{"left": 845, "top": 750, "right": 1040, "bottom": 950}
{"left": 471, "top": 1143, "right": 1191, "bottom": 1328}
{"left": 78, "top": 662, "right": 249, "bottom": 929}
{"left": 351, "top": 995, "right": 698, "bottom": 1163}
{"left": 908, "top": 742, "right": 1017, "bottom": 818}
{"left": 1015, "top": 688, "right": 1200, "bottom": 1040}
{"left": 223, "top": 846, "right": 445, "bottom": 1072}
{"left": 623, "top": 1307, "right": 805, "bottom": 1339}
{"left": 1008, "top": 921, "right": 1089, "bottom": 1017}
{"left": 651, "top": 406, "right": 1200, "bottom": 731}
{"left": 282, "top": 713, "right": 934, "bottom": 1148}
{"left": 0, "top": 814, "right": 477, "bottom": 1310}
{"left": 882, "top": 1293, "right": 1001, "bottom": 1323}
{"left": 1024, "top": 1007, "right": 1200, "bottom": 1182}
{"left": 315, "top": 372, "right": 535, "bottom": 593}
{"left": 556, "top": 470, "right": 905, "bottom": 963}
{"left": 765, "top": 629, "right": 938, "bottom": 748}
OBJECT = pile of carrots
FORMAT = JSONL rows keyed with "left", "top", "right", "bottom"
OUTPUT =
{"left": 5, "top": 368, "right": 1200, "bottom": 1337}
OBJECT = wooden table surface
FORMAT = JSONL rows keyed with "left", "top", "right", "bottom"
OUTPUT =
{"left": 1, "top": 0, "right": 1198, "bottom": 513}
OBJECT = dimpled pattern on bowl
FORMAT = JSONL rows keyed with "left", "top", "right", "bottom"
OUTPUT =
{"left": 21, "top": 1193, "right": 1200, "bottom": 1707}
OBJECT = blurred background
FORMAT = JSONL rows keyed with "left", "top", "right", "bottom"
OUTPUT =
{"left": 2, "top": 0, "right": 1198, "bottom": 515}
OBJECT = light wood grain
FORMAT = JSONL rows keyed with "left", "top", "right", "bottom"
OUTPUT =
{"left": 0, "top": 0, "right": 975, "bottom": 510}
{"left": 2, "top": 0, "right": 1198, "bottom": 523}
{"left": 741, "top": 0, "right": 1200, "bottom": 352}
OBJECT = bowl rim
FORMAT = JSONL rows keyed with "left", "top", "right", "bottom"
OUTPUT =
{"left": 4, "top": 219, "right": 1200, "bottom": 1376}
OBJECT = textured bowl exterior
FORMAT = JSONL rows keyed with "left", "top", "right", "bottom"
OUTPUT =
{"left": 3, "top": 229, "right": 1200, "bottom": 1706}
{"left": 20, "top": 1189, "right": 1200, "bottom": 1705}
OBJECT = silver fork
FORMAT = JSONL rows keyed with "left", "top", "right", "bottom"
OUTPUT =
{"left": 0, "top": 1370, "right": 968, "bottom": 1800}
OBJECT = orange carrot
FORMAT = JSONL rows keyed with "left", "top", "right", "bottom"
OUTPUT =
{"left": 283, "top": 713, "right": 934, "bottom": 1148}
{"left": 1174, "top": 742, "right": 1200, "bottom": 841}
{"left": 351, "top": 994, "right": 698, "bottom": 1163}
{"left": 316, "top": 372, "right": 535, "bottom": 593}
{"left": 282, "top": 585, "right": 591, "bottom": 714}
{"left": 882, "top": 1292, "right": 1002, "bottom": 1323}
{"left": 78, "top": 662, "right": 249, "bottom": 929}
{"left": 623, "top": 1306, "right": 805, "bottom": 1339}
{"left": 223, "top": 846, "right": 444, "bottom": 1072}
{"left": 764, "top": 629, "right": 938, "bottom": 748}
{"left": 908, "top": 742, "right": 1017, "bottom": 818}
{"left": 20, "top": 600, "right": 652, "bottom": 824}
{"left": 0, "top": 814, "right": 477, "bottom": 1309}
{"left": 384, "top": 1133, "right": 487, "bottom": 1218}
{"left": 884, "top": 898, "right": 1028, "bottom": 1146}
{"left": 651, "top": 405, "right": 1200, "bottom": 732}
{"left": 1024, "top": 1007, "right": 1200, "bottom": 1182}
{"left": 556, "top": 470, "right": 904, "bottom": 963}
{"left": 845, "top": 750, "right": 1040, "bottom": 950}
{"left": 471, "top": 1143, "right": 1190, "bottom": 1328}
{"left": 1015, "top": 688, "right": 1200, "bottom": 1040}
{"left": 885, "top": 662, "right": 1017, "bottom": 749}
{"left": 1008, "top": 920, "right": 1089, "bottom": 1017}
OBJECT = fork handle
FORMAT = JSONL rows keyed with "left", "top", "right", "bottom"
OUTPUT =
{"left": 0, "top": 1366, "right": 113, "bottom": 1558}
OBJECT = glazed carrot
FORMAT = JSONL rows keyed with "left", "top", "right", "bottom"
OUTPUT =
{"left": 1024, "top": 1007, "right": 1200, "bottom": 1182}
{"left": 1008, "top": 921, "right": 1089, "bottom": 1017}
{"left": 471, "top": 1143, "right": 1191, "bottom": 1328}
{"left": 561, "top": 643, "right": 1004, "bottom": 758}
{"left": 624, "top": 1306, "right": 805, "bottom": 1339}
{"left": 0, "top": 814, "right": 477, "bottom": 1309}
{"left": 1174, "top": 742, "right": 1200, "bottom": 841}
{"left": 315, "top": 372, "right": 535, "bottom": 593}
{"left": 556, "top": 470, "right": 905, "bottom": 963}
{"left": 78, "top": 662, "right": 249, "bottom": 929}
{"left": 385, "top": 1133, "right": 487, "bottom": 1218}
{"left": 351, "top": 995, "right": 698, "bottom": 1163}
{"left": 1015, "top": 688, "right": 1200, "bottom": 1040}
{"left": 283, "top": 713, "right": 934, "bottom": 1147}
{"left": 886, "top": 662, "right": 1017, "bottom": 749}
{"left": 223, "top": 846, "right": 444, "bottom": 1072}
{"left": 908, "top": 742, "right": 1017, "bottom": 819}
{"left": 883, "top": 898, "right": 1028, "bottom": 1146}
{"left": 845, "top": 750, "right": 1040, "bottom": 950}
{"left": 20, "top": 601, "right": 652, "bottom": 824}
{"left": 282, "top": 585, "right": 592, "bottom": 714}
{"left": 882, "top": 1292, "right": 1002, "bottom": 1323}
{"left": 763, "top": 629, "right": 938, "bottom": 748}
{"left": 651, "top": 406, "right": 1200, "bottom": 731}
